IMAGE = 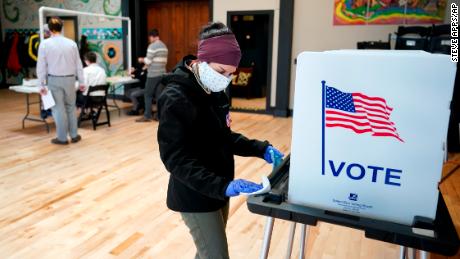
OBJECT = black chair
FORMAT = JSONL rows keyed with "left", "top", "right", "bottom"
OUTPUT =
{"left": 395, "top": 26, "right": 431, "bottom": 50}
{"left": 428, "top": 24, "right": 451, "bottom": 54}
{"left": 357, "top": 41, "right": 391, "bottom": 50}
{"left": 77, "top": 84, "right": 111, "bottom": 130}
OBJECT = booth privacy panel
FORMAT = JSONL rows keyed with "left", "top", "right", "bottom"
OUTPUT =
{"left": 288, "top": 50, "right": 457, "bottom": 225}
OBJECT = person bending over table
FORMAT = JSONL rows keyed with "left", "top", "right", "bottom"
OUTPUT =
{"left": 126, "top": 63, "right": 147, "bottom": 116}
{"left": 136, "top": 29, "right": 168, "bottom": 122}
{"left": 157, "top": 22, "right": 284, "bottom": 259}
{"left": 37, "top": 17, "right": 85, "bottom": 145}
{"left": 76, "top": 51, "right": 107, "bottom": 109}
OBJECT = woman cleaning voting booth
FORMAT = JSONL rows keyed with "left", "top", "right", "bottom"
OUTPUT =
{"left": 0, "top": 1, "right": 459, "bottom": 259}
{"left": 157, "top": 22, "right": 283, "bottom": 259}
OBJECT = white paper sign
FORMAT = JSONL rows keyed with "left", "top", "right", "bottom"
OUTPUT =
{"left": 41, "top": 90, "right": 55, "bottom": 110}
{"left": 288, "top": 50, "right": 457, "bottom": 225}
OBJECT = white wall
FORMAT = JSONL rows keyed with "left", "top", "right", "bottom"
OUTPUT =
{"left": 289, "top": 0, "right": 399, "bottom": 109}
{"left": 214, "top": 0, "right": 454, "bottom": 111}
{"left": 289, "top": 0, "right": 455, "bottom": 109}
{"left": 213, "top": 0, "right": 280, "bottom": 107}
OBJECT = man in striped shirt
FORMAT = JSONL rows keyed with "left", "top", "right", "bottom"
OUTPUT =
{"left": 136, "top": 29, "right": 168, "bottom": 122}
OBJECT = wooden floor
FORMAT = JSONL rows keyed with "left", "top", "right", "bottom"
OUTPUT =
{"left": 231, "top": 97, "right": 266, "bottom": 111}
{"left": 0, "top": 89, "right": 459, "bottom": 259}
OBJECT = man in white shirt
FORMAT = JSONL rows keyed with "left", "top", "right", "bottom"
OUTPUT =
{"left": 76, "top": 51, "right": 107, "bottom": 107}
{"left": 37, "top": 17, "right": 85, "bottom": 145}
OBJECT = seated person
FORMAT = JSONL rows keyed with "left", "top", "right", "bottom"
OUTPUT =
{"left": 76, "top": 52, "right": 107, "bottom": 107}
{"left": 126, "top": 63, "right": 147, "bottom": 116}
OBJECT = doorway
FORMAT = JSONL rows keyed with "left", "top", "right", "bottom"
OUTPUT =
{"left": 46, "top": 16, "right": 78, "bottom": 42}
{"left": 146, "top": 0, "right": 209, "bottom": 72}
{"left": 227, "top": 11, "right": 273, "bottom": 113}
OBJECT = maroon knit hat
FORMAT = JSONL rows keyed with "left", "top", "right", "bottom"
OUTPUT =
{"left": 197, "top": 34, "right": 241, "bottom": 67}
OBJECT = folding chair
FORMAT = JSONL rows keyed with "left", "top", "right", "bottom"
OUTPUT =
{"left": 77, "top": 84, "right": 111, "bottom": 130}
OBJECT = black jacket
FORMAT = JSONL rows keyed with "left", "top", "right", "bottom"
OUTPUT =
{"left": 157, "top": 56, "right": 270, "bottom": 212}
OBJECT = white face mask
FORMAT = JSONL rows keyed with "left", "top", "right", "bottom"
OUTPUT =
{"left": 197, "top": 62, "right": 232, "bottom": 93}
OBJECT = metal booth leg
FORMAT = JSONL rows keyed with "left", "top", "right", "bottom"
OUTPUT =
{"left": 399, "top": 247, "right": 427, "bottom": 259}
{"left": 419, "top": 250, "right": 429, "bottom": 259}
{"left": 285, "top": 222, "right": 297, "bottom": 259}
{"left": 299, "top": 224, "right": 309, "bottom": 259}
{"left": 408, "top": 248, "right": 415, "bottom": 259}
{"left": 400, "top": 246, "right": 406, "bottom": 259}
{"left": 260, "top": 216, "right": 275, "bottom": 259}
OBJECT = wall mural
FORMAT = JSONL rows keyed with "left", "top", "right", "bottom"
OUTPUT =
{"left": 334, "top": 0, "right": 447, "bottom": 25}
{"left": 82, "top": 28, "right": 123, "bottom": 40}
{"left": 88, "top": 40, "right": 125, "bottom": 79}
{"left": 1, "top": 0, "right": 124, "bottom": 85}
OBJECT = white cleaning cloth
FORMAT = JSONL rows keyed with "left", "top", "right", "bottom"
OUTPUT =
{"left": 241, "top": 176, "right": 271, "bottom": 196}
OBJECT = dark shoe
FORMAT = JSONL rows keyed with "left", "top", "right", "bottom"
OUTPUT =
{"left": 127, "top": 110, "right": 140, "bottom": 116}
{"left": 40, "top": 110, "right": 48, "bottom": 119}
{"left": 51, "top": 138, "right": 68, "bottom": 145}
{"left": 135, "top": 117, "right": 153, "bottom": 122}
{"left": 71, "top": 135, "right": 82, "bottom": 143}
{"left": 152, "top": 113, "right": 159, "bottom": 121}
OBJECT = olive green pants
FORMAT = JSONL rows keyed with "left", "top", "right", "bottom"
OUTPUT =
{"left": 180, "top": 202, "right": 230, "bottom": 259}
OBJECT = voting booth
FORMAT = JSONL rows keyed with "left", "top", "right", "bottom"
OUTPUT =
{"left": 289, "top": 50, "right": 457, "bottom": 226}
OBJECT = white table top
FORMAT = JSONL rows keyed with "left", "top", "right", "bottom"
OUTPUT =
{"left": 10, "top": 81, "right": 80, "bottom": 93}
{"left": 9, "top": 85, "right": 41, "bottom": 94}
{"left": 10, "top": 77, "right": 139, "bottom": 94}
{"left": 106, "top": 76, "right": 140, "bottom": 86}
{"left": 22, "top": 79, "right": 39, "bottom": 86}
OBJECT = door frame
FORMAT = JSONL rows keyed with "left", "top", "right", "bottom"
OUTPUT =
{"left": 125, "top": 0, "right": 213, "bottom": 70}
{"left": 226, "top": 10, "right": 274, "bottom": 114}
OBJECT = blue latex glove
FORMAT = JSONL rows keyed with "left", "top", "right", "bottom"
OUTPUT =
{"left": 264, "top": 146, "right": 284, "bottom": 166}
{"left": 225, "top": 179, "right": 263, "bottom": 197}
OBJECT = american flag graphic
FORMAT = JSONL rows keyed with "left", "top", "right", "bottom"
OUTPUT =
{"left": 323, "top": 81, "right": 403, "bottom": 142}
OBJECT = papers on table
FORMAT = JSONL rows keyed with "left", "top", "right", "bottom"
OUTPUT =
{"left": 242, "top": 176, "right": 271, "bottom": 196}
{"left": 22, "top": 78, "right": 39, "bottom": 86}
{"left": 41, "top": 90, "right": 55, "bottom": 110}
{"left": 106, "top": 76, "right": 140, "bottom": 86}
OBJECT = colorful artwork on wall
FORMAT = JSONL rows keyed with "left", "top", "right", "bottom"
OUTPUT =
{"left": 366, "top": 1, "right": 406, "bottom": 25}
{"left": 88, "top": 41, "right": 125, "bottom": 77}
{"left": 1, "top": 0, "right": 120, "bottom": 28}
{"left": 404, "top": 0, "right": 447, "bottom": 24}
{"left": 334, "top": 0, "right": 369, "bottom": 25}
{"left": 82, "top": 28, "right": 123, "bottom": 40}
{"left": 333, "top": 0, "right": 447, "bottom": 25}
{"left": 0, "top": 0, "right": 124, "bottom": 84}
